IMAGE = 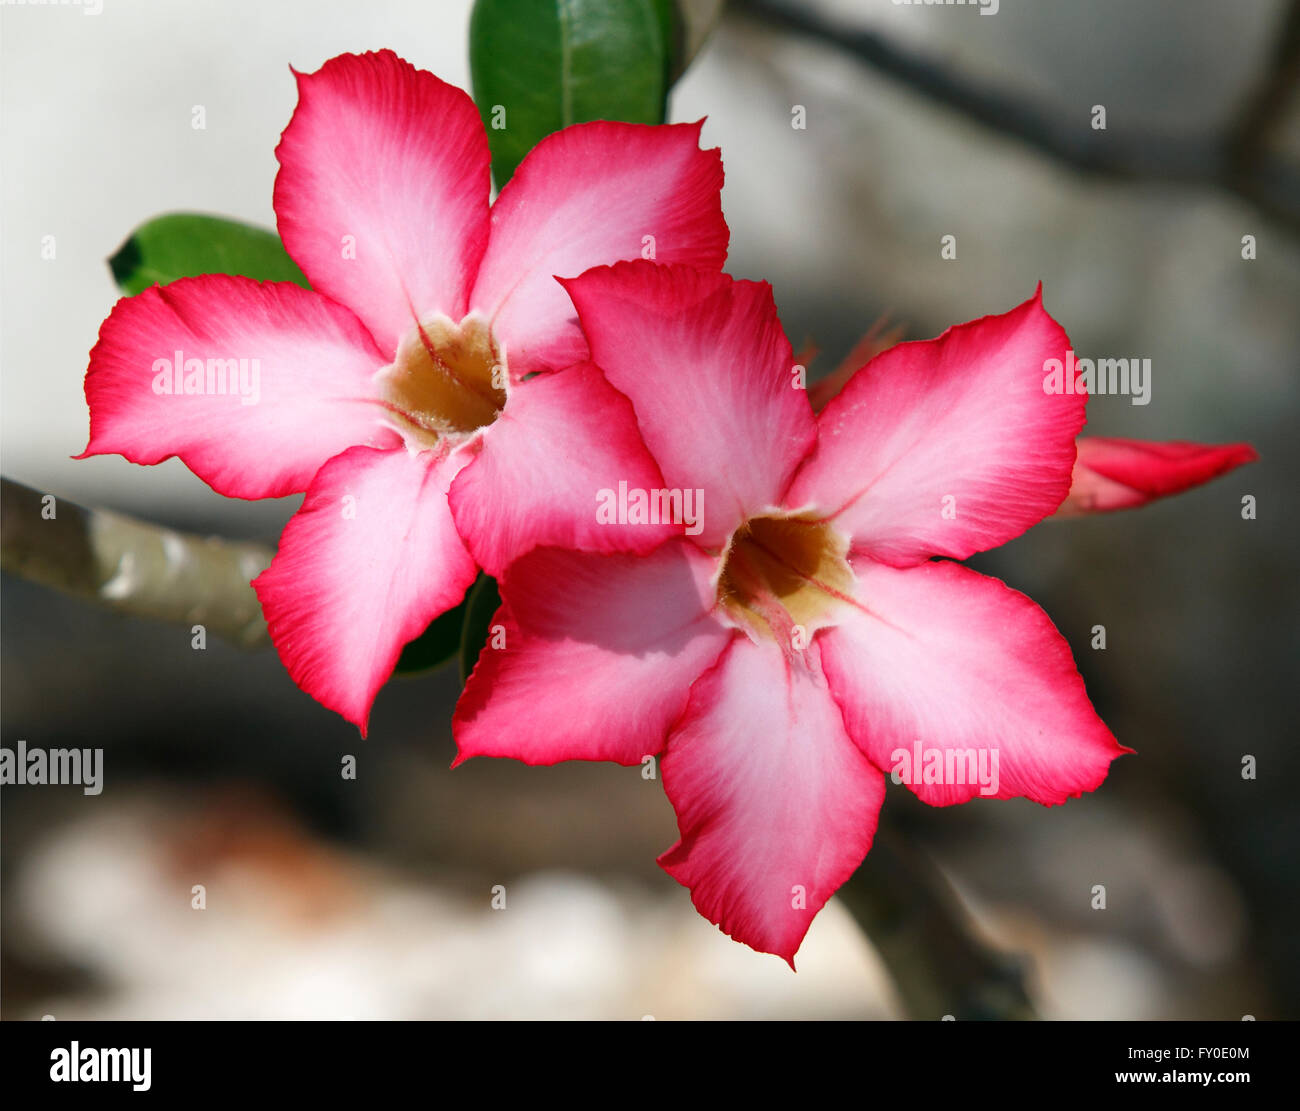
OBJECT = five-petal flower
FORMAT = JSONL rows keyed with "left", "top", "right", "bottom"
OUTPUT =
{"left": 80, "top": 50, "right": 728, "bottom": 731}
{"left": 454, "top": 260, "right": 1133, "bottom": 965}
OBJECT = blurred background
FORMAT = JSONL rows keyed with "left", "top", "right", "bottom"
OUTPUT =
{"left": 2, "top": 0, "right": 1296, "bottom": 1019}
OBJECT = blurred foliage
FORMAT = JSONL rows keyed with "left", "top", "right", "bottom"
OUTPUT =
{"left": 469, "top": 0, "right": 678, "bottom": 188}
{"left": 458, "top": 574, "right": 503, "bottom": 683}
{"left": 109, "top": 213, "right": 308, "bottom": 296}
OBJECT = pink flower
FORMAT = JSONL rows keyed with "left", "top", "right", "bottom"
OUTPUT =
{"left": 1054, "top": 437, "right": 1257, "bottom": 516}
{"left": 79, "top": 50, "right": 728, "bottom": 732}
{"left": 810, "top": 329, "right": 1257, "bottom": 516}
{"left": 454, "top": 260, "right": 1132, "bottom": 965}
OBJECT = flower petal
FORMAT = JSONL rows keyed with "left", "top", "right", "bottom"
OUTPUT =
{"left": 658, "top": 636, "right": 885, "bottom": 967}
{"left": 453, "top": 541, "right": 731, "bottom": 766}
{"left": 253, "top": 444, "right": 476, "bottom": 734}
{"left": 787, "top": 289, "right": 1085, "bottom": 566}
{"left": 80, "top": 275, "right": 396, "bottom": 499}
{"left": 1055, "top": 437, "right": 1258, "bottom": 517}
{"left": 470, "top": 121, "right": 728, "bottom": 379}
{"left": 274, "top": 50, "right": 491, "bottom": 355}
{"left": 820, "top": 558, "right": 1128, "bottom": 808}
{"left": 449, "top": 363, "right": 678, "bottom": 576}
{"left": 562, "top": 261, "right": 816, "bottom": 548}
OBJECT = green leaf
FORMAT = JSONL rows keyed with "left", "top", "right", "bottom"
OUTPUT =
{"left": 392, "top": 597, "right": 472, "bottom": 675}
{"left": 109, "top": 212, "right": 308, "bottom": 295}
{"left": 458, "top": 574, "right": 503, "bottom": 684}
{"left": 469, "top": 0, "right": 679, "bottom": 188}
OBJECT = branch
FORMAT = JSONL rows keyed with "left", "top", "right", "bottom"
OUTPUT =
{"left": 1, "top": 477, "right": 272, "bottom": 648}
{"left": 1225, "top": 0, "right": 1300, "bottom": 204}
{"left": 839, "top": 825, "right": 1039, "bottom": 1020}
{"left": 738, "top": 0, "right": 1300, "bottom": 233}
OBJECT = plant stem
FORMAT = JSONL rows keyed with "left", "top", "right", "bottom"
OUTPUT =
{"left": 839, "top": 824, "right": 1039, "bottom": 1020}
{"left": 1, "top": 476, "right": 272, "bottom": 647}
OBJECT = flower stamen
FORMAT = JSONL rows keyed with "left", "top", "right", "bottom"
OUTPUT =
{"left": 378, "top": 313, "right": 506, "bottom": 447}
{"left": 717, "top": 513, "right": 855, "bottom": 641}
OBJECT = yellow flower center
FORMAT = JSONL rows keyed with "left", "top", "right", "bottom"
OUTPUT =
{"left": 717, "top": 513, "right": 855, "bottom": 642}
{"left": 378, "top": 314, "right": 506, "bottom": 447}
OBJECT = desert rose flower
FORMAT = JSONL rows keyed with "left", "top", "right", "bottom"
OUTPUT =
{"left": 79, "top": 50, "right": 727, "bottom": 731}
{"left": 455, "top": 260, "right": 1131, "bottom": 965}
{"left": 811, "top": 330, "right": 1256, "bottom": 516}
{"left": 1053, "top": 437, "right": 1257, "bottom": 516}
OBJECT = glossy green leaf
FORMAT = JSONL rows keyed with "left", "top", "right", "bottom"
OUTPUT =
{"left": 458, "top": 574, "right": 503, "bottom": 684}
{"left": 109, "top": 212, "right": 308, "bottom": 295}
{"left": 469, "top": 0, "right": 679, "bottom": 188}
{"left": 393, "top": 596, "right": 474, "bottom": 675}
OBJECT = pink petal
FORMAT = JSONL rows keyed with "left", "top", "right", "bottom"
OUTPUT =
{"left": 562, "top": 261, "right": 817, "bottom": 548}
{"left": 1055, "top": 436, "right": 1258, "bottom": 517}
{"left": 253, "top": 444, "right": 476, "bottom": 734}
{"left": 273, "top": 50, "right": 491, "bottom": 355}
{"left": 820, "top": 558, "right": 1129, "bottom": 808}
{"left": 449, "top": 363, "right": 678, "bottom": 576}
{"left": 787, "top": 289, "right": 1086, "bottom": 567}
{"left": 658, "top": 636, "right": 886, "bottom": 967}
{"left": 453, "top": 541, "right": 731, "bottom": 766}
{"left": 80, "top": 275, "right": 397, "bottom": 499}
{"left": 470, "top": 121, "right": 728, "bottom": 379}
